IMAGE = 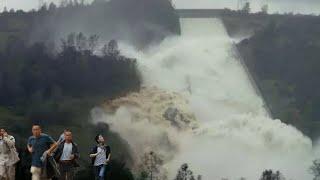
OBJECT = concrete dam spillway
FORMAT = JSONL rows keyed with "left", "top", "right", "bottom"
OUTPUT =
{"left": 92, "top": 12, "right": 316, "bottom": 180}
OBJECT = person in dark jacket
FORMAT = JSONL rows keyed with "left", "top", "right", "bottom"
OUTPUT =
{"left": 54, "top": 130, "right": 79, "bottom": 180}
{"left": 89, "top": 135, "right": 111, "bottom": 180}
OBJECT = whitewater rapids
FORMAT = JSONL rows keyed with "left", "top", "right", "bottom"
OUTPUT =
{"left": 92, "top": 18, "right": 316, "bottom": 180}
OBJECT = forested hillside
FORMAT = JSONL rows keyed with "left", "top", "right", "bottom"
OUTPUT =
{"left": 0, "top": 0, "right": 180, "bottom": 51}
{"left": 237, "top": 14, "right": 320, "bottom": 139}
{"left": 0, "top": 0, "right": 178, "bottom": 179}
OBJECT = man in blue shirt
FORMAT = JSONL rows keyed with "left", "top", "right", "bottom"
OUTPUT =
{"left": 27, "top": 124, "right": 57, "bottom": 180}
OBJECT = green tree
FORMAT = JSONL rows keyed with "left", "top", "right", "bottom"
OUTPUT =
{"left": 261, "top": 4, "right": 268, "bottom": 14}
{"left": 242, "top": 2, "right": 251, "bottom": 14}
{"left": 311, "top": 160, "right": 320, "bottom": 180}
{"left": 48, "top": 2, "right": 57, "bottom": 11}
{"left": 139, "top": 151, "right": 166, "bottom": 180}
{"left": 3, "top": 7, "right": 8, "bottom": 13}
{"left": 88, "top": 35, "right": 99, "bottom": 53}
{"left": 175, "top": 163, "right": 198, "bottom": 180}
{"left": 108, "top": 39, "right": 120, "bottom": 57}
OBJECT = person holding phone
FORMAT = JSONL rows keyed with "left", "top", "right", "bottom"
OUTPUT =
{"left": 0, "top": 128, "right": 19, "bottom": 180}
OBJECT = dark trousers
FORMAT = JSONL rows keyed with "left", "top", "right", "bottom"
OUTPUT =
{"left": 59, "top": 162, "right": 75, "bottom": 180}
{"left": 94, "top": 165, "right": 106, "bottom": 180}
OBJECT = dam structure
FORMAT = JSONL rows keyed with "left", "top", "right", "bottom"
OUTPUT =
{"left": 177, "top": 9, "right": 226, "bottom": 18}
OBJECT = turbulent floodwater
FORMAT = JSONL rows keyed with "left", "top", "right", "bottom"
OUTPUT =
{"left": 92, "top": 18, "right": 316, "bottom": 180}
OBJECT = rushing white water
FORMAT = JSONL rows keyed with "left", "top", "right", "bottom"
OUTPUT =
{"left": 92, "top": 18, "right": 316, "bottom": 179}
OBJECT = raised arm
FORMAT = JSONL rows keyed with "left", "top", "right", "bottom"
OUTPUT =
{"left": 27, "top": 137, "right": 33, "bottom": 153}
{"left": 27, "top": 145, "right": 33, "bottom": 153}
{"left": 46, "top": 135, "right": 58, "bottom": 155}
{"left": 3, "top": 135, "right": 15, "bottom": 148}
{"left": 89, "top": 151, "right": 99, "bottom": 158}
{"left": 47, "top": 142, "right": 58, "bottom": 155}
{"left": 89, "top": 146, "right": 98, "bottom": 158}
{"left": 73, "top": 144, "right": 80, "bottom": 159}
{"left": 107, "top": 146, "right": 111, "bottom": 162}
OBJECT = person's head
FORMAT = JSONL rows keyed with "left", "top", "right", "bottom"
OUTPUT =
{"left": 64, "top": 129, "right": 72, "bottom": 142}
{"left": 32, "top": 124, "right": 42, "bottom": 137}
{"left": 0, "top": 129, "right": 6, "bottom": 136}
{"left": 95, "top": 134, "right": 105, "bottom": 144}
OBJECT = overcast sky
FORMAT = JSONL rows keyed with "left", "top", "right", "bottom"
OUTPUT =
{"left": 1, "top": 0, "right": 320, "bottom": 14}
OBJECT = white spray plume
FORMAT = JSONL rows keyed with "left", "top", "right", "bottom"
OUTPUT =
{"left": 92, "top": 18, "right": 317, "bottom": 180}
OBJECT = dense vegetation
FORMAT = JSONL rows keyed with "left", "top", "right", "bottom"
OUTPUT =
{"left": 0, "top": 33, "right": 140, "bottom": 179}
{"left": 0, "top": 0, "right": 180, "bottom": 178}
{"left": 0, "top": 32, "right": 140, "bottom": 125}
{"left": 0, "top": 0, "right": 180, "bottom": 51}
{"left": 237, "top": 14, "right": 320, "bottom": 139}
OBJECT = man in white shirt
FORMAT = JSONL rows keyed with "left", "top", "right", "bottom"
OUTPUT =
{"left": 54, "top": 130, "right": 79, "bottom": 180}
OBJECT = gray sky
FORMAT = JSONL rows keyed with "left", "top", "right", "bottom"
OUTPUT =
{"left": 1, "top": 0, "right": 320, "bottom": 14}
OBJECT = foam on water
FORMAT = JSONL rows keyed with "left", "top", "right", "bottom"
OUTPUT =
{"left": 92, "top": 18, "right": 315, "bottom": 179}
